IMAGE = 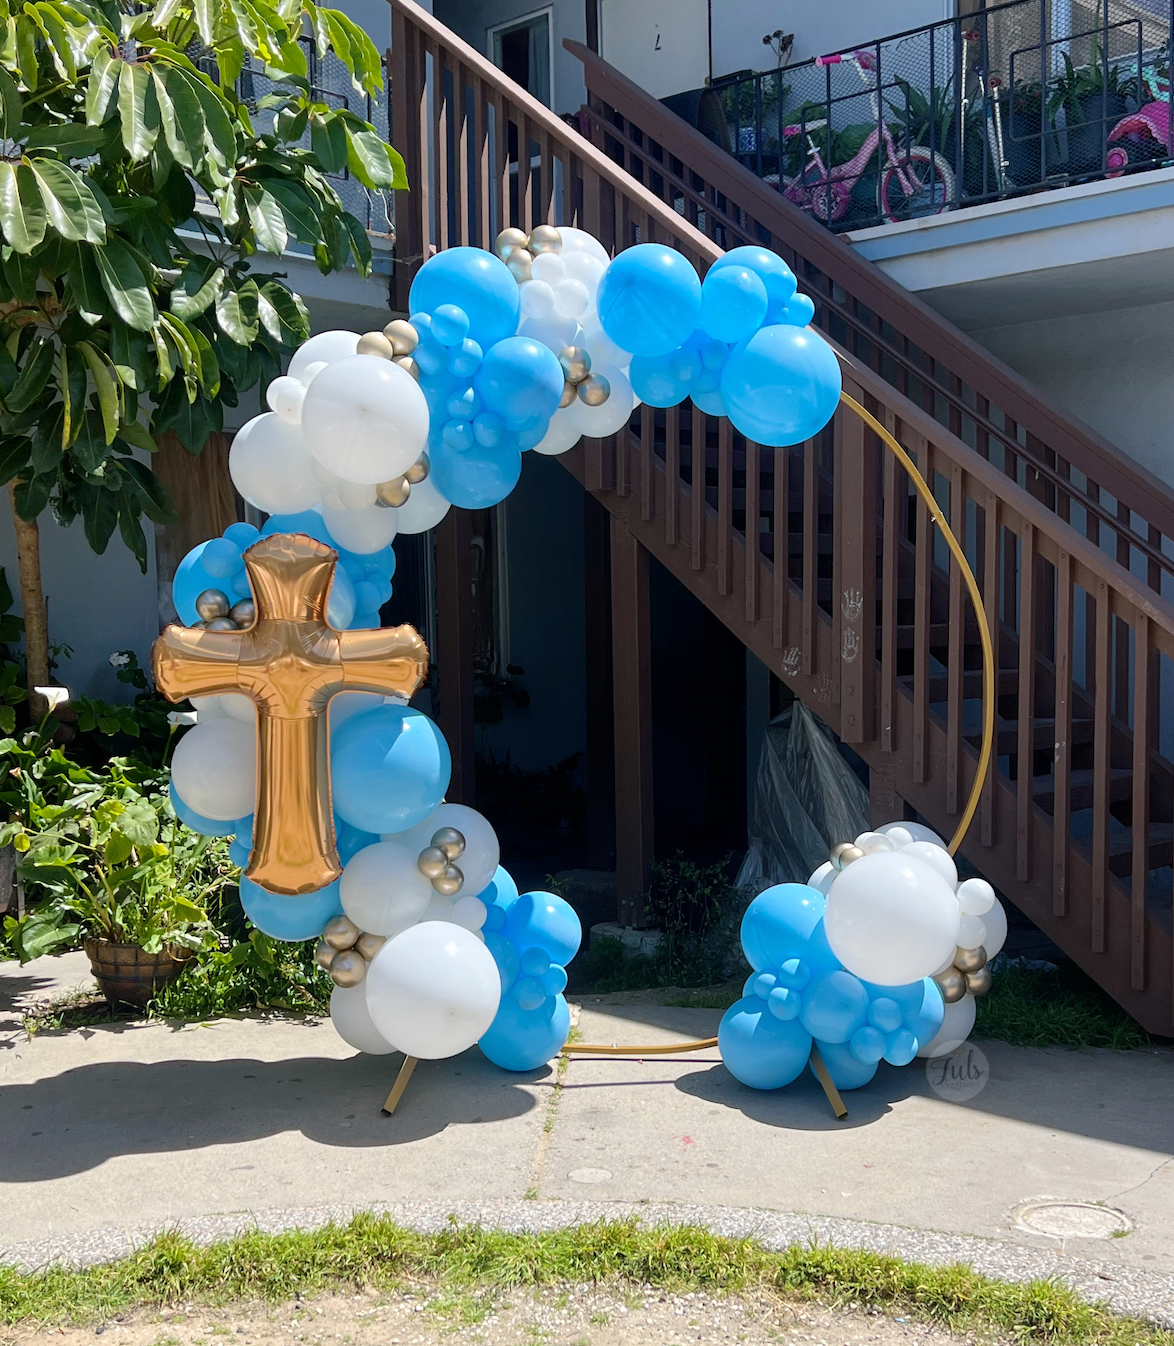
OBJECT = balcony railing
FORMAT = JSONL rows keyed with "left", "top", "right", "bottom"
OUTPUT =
{"left": 705, "top": 0, "right": 1174, "bottom": 232}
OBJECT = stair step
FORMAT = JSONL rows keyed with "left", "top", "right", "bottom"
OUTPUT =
{"left": 1034, "top": 768, "right": 1133, "bottom": 812}
{"left": 1107, "top": 825, "right": 1174, "bottom": 877}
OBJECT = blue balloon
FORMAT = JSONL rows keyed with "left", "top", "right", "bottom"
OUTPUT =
{"left": 799, "top": 970, "right": 870, "bottom": 1044}
{"left": 261, "top": 511, "right": 334, "bottom": 546}
{"left": 781, "top": 293, "right": 816, "bottom": 326}
{"left": 223, "top": 522, "right": 261, "bottom": 550}
{"left": 231, "top": 570, "right": 253, "bottom": 599}
{"left": 520, "top": 947, "right": 551, "bottom": 977}
{"left": 700, "top": 338, "right": 730, "bottom": 370}
{"left": 849, "top": 1024, "right": 886, "bottom": 1064}
{"left": 447, "top": 386, "right": 480, "bottom": 421}
{"left": 447, "top": 339, "right": 483, "bottom": 378}
{"left": 409, "top": 247, "right": 521, "bottom": 350}
{"left": 473, "top": 411, "right": 507, "bottom": 447}
{"left": 709, "top": 246, "right": 797, "bottom": 323}
{"left": 172, "top": 542, "right": 223, "bottom": 626}
{"left": 504, "top": 891, "right": 582, "bottom": 966}
{"left": 480, "top": 992, "right": 570, "bottom": 1072}
{"left": 431, "top": 303, "right": 470, "bottom": 347}
{"left": 740, "top": 883, "right": 827, "bottom": 973}
{"left": 513, "top": 975, "right": 547, "bottom": 1011}
{"left": 767, "top": 985, "right": 801, "bottom": 1020}
{"left": 473, "top": 337, "right": 564, "bottom": 432}
{"left": 691, "top": 387, "right": 728, "bottom": 417}
{"left": 414, "top": 335, "right": 449, "bottom": 376}
{"left": 229, "top": 835, "right": 251, "bottom": 868}
{"left": 516, "top": 423, "right": 548, "bottom": 451}
{"left": 480, "top": 866, "right": 520, "bottom": 924}
{"left": 484, "top": 931, "right": 520, "bottom": 991}
{"left": 543, "top": 964, "right": 568, "bottom": 996}
{"left": 865, "top": 978, "right": 944, "bottom": 1049}
{"left": 812, "top": 1038, "right": 879, "bottom": 1091}
{"left": 442, "top": 418, "right": 475, "bottom": 452}
{"left": 335, "top": 817, "right": 379, "bottom": 866}
{"left": 598, "top": 244, "right": 702, "bottom": 357}
{"left": 239, "top": 875, "right": 343, "bottom": 942}
{"left": 430, "top": 437, "right": 522, "bottom": 509}
{"left": 719, "top": 997, "right": 813, "bottom": 1090}
{"left": 346, "top": 546, "right": 396, "bottom": 582}
{"left": 630, "top": 352, "right": 691, "bottom": 408}
{"left": 202, "top": 537, "right": 243, "bottom": 578}
{"left": 721, "top": 324, "right": 842, "bottom": 448}
{"left": 352, "top": 580, "right": 382, "bottom": 613}
{"left": 169, "top": 781, "right": 241, "bottom": 838}
{"left": 331, "top": 705, "right": 451, "bottom": 835}
{"left": 868, "top": 997, "right": 903, "bottom": 1034}
{"left": 700, "top": 264, "right": 768, "bottom": 343}
{"left": 884, "top": 1028, "right": 919, "bottom": 1067}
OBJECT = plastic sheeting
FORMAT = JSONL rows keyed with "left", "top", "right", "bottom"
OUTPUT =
{"left": 735, "top": 701, "right": 871, "bottom": 895}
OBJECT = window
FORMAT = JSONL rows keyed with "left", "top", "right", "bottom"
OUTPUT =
{"left": 489, "top": 8, "right": 553, "bottom": 107}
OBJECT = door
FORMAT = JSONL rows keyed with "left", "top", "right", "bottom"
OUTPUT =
{"left": 490, "top": 8, "right": 553, "bottom": 107}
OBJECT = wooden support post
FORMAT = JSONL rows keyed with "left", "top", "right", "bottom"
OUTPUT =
{"left": 381, "top": 1055, "right": 418, "bottom": 1116}
{"left": 868, "top": 757, "right": 903, "bottom": 830}
{"left": 611, "top": 518, "right": 653, "bottom": 927}
{"left": 808, "top": 1045, "right": 848, "bottom": 1120}
{"left": 435, "top": 509, "right": 476, "bottom": 805}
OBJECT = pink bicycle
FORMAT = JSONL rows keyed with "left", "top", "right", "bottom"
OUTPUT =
{"left": 779, "top": 50, "right": 955, "bottom": 225}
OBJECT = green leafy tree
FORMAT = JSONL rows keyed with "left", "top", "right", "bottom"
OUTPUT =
{"left": 0, "top": 0, "right": 405, "bottom": 711}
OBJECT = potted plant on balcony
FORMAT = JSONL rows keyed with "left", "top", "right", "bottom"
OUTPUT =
{"left": 1049, "top": 45, "right": 1137, "bottom": 174}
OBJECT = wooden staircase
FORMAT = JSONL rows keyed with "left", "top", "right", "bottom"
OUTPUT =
{"left": 388, "top": 0, "right": 1174, "bottom": 1034}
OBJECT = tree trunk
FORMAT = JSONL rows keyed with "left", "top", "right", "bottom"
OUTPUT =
{"left": 8, "top": 482, "right": 49, "bottom": 721}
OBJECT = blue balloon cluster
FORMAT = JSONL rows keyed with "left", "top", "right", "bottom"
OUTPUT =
{"left": 408, "top": 248, "right": 564, "bottom": 510}
{"left": 719, "top": 883, "right": 945, "bottom": 1092}
{"left": 610, "top": 244, "right": 840, "bottom": 447}
{"left": 478, "top": 876, "right": 582, "bottom": 1071}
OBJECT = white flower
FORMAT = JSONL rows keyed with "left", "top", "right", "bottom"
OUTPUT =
{"left": 109, "top": 652, "right": 131, "bottom": 667}
{"left": 168, "top": 711, "right": 198, "bottom": 727}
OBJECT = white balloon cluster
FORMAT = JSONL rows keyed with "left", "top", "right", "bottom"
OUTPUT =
{"left": 494, "top": 224, "right": 642, "bottom": 456}
{"left": 808, "top": 820, "right": 1007, "bottom": 1061}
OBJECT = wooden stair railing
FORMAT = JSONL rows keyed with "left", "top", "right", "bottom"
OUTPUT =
{"left": 387, "top": 0, "right": 1174, "bottom": 1034}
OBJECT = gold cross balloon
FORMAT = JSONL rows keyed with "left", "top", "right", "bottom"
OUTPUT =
{"left": 153, "top": 534, "right": 429, "bottom": 895}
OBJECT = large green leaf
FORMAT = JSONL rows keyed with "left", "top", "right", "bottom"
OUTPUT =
{"left": 68, "top": 242, "right": 106, "bottom": 323}
{"left": 29, "top": 158, "right": 106, "bottom": 244}
{"left": 110, "top": 325, "right": 148, "bottom": 391}
{"left": 155, "top": 65, "right": 205, "bottom": 172}
{"left": 257, "top": 279, "right": 308, "bottom": 344}
{"left": 153, "top": 373, "right": 221, "bottom": 451}
{"left": 329, "top": 10, "right": 383, "bottom": 94}
{"left": 117, "top": 60, "right": 159, "bottom": 160}
{"left": 243, "top": 184, "right": 287, "bottom": 254}
{"left": 93, "top": 236, "right": 155, "bottom": 331}
{"left": 310, "top": 111, "right": 347, "bottom": 172}
{"left": 81, "top": 480, "right": 117, "bottom": 551}
{"left": 75, "top": 340, "right": 119, "bottom": 444}
{"left": 15, "top": 15, "right": 40, "bottom": 91}
{"left": 192, "top": 0, "right": 217, "bottom": 47}
{"left": 85, "top": 46, "right": 118, "bottom": 124}
{"left": 182, "top": 69, "right": 237, "bottom": 174}
{"left": 13, "top": 471, "right": 54, "bottom": 521}
{"left": 215, "top": 276, "right": 258, "bottom": 345}
{"left": 31, "top": 2, "right": 77, "bottom": 81}
{"left": 71, "top": 409, "right": 110, "bottom": 473}
{"left": 7, "top": 336, "right": 55, "bottom": 413}
{"left": 169, "top": 260, "right": 224, "bottom": 320}
{"left": 115, "top": 455, "right": 177, "bottom": 525}
{"left": 345, "top": 127, "right": 399, "bottom": 189}
{"left": 264, "top": 177, "right": 324, "bottom": 244}
{"left": 0, "top": 161, "right": 47, "bottom": 254}
{"left": 0, "top": 65, "right": 21, "bottom": 140}
{"left": 25, "top": 123, "right": 108, "bottom": 156}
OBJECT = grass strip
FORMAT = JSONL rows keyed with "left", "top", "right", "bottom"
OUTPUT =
{"left": 1, "top": 1215, "right": 1170, "bottom": 1345}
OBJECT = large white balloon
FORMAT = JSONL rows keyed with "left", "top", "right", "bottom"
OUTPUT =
{"left": 322, "top": 503, "right": 398, "bottom": 555}
{"left": 563, "top": 366, "right": 637, "bottom": 438}
{"left": 530, "top": 408, "right": 582, "bottom": 457}
{"left": 902, "top": 840, "right": 958, "bottom": 889}
{"left": 382, "top": 803, "right": 499, "bottom": 898}
{"left": 558, "top": 226, "right": 611, "bottom": 264}
{"left": 393, "top": 473, "right": 451, "bottom": 534}
{"left": 301, "top": 355, "right": 429, "bottom": 485}
{"left": 824, "top": 852, "right": 961, "bottom": 986}
{"left": 340, "top": 841, "right": 432, "bottom": 937}
{"left": 170, "top": 717, "right": 256, "bottom": 821}
{"left": 288, "top": 330, "right": 360, "bottom": 383}
{"left": 365, "top": 922, "right": 501, "bottom": 1059}
{"left": 519, "top": 313, "right": 580, "bottom": 352}
{"left": 330, "top": 984, "right": 397, "bottom": 1055}
{"left": 917, "top": 993, "right": 977, "bottom": 1057}
{"left": 982, "top": 896, "right": 1008, "bottom": 958}
{"left": 190, "top": 693, "right": 256, "bottom": 724}
{"left": 578, "top": 318, "right": 633, "bottom": 367}
{"left": 229, "top": 414, "right": 322, "bottom": 514}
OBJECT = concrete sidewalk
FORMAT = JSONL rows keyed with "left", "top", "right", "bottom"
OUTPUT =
{"left": 2, "top": 955, "right": 1173, "bottom": 1323}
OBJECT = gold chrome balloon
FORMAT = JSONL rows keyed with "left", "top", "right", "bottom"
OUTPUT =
{"left": 432, "top": 826, "right": 466, "bottom": 860}
{"left": 404, "top": 453, "right": 430, "bottom": 485}
{"left": 558, "top": 346, "right": 591, "bottom": 383}
{"left": 416, "top": 845, "right": 449, "bottom": 880}
{"left": 830, "top": 841, "right": 864, "bottom": 870}
{"left": 953, "top": 945, "right": 987, "bottom": 975}
{"left": 229, "top": 599, "right": 256, "bottom": 628}
{"left": 559, "top": 381, "right": 577, "bottom": 409}
{"left": 528, "top": 224, "right": 562, "bottom": 254}
{"left": 383, "top": 319, "right": 419, "bottom": 355}
{"left": 323, "top": 914, "right": 361, "bottom": 950}
{"left": 314, "top": 939, "right": 336, "bottom": 970}
{"left": 964, "top": 966, "right": 993, "bottom": 997}
{"left": 505, "top": 247, "right": 533, "bottom": 282}
{"left": 577, "top": 373, "right": 611, "bottom": 407}
{"left": 329, "top": 949, "right": 366, "bottom": 988}
{"left": 206, "top": 617, "right": 238, "bottom": 632}
{"left": 357, "top": 331, "right": 395, "bottom": 360}
{"left": 195, "top": 589, "right": 230, "bottom": 621}
{"left": 494, "top": 227, "right": 529, "bottom": 260}
{"left": 432, "top": 864, "right": 464, "bottom": 897}
{"left": 394, "top": 355, "right": 420, "bottom": 381}
{"left": 153, "top": 535, "right": 429, "bottom": 894}
{"left": 933, "top": 968, "right": 968, "bottom": 1004}
{"left": 355, "top": 932, "right": 386, "bottom": 961}
{"left": 376, "top": 477, "right": 411, "bottom": 508}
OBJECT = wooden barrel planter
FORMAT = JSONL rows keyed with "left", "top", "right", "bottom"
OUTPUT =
{"left": 84, "top": 938, "right": 195, "bottom": 1007}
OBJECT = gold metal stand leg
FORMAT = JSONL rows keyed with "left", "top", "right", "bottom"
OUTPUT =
{"left": 808, "top": 1044, "right": 849, "bottom": 1120}
{"left": 381, "top": 1055, "right": 418, "bottom": 1116}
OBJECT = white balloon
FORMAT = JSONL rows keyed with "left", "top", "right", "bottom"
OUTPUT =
{"left": 807, "top": 860, "right": 836, "bottom": 896}
{"left": 452, "top": 895, "right": 487, "bottom": 931}
{"left": 880, "top": 825, "right": 914, "bottom": 849}
{"left": 520, "top": 279, "right": 556, "bottom": 318}
{"left": 562, "top": 251, "right": 606, "bottom": 290}
{"left": 421, "top": 894, "right": 455, "bottom": 922}
{"left": 170, "top": 718, "right": 256, "bottom": 822}
{"left": 902, "top": 840, "right": 958, "bottom": 890}
{"left": 338, "top": 479, "right": 377, "bottom": 510}
{"left": 579, "top": 318, "right": 633, "bottom": 364}
{"left": 530, "top": 252, "right": 566, "bottom": 285}
{"left": 266, "top": 375, "right": 306, "bottom": 424}
{"left": 365, "top": 922, "right": 501, "bottom": 1059}
{"left": 519, "top": 313, "right": 580, "bottom": 352}
{"left": 301, "top": 355, "right": 429, "bottom": 485}
{"left": 563, "top": 365, "right": 637, "bottom": 438}
{"left": 312, "top": 459, "right": 342, "bottom": 486}
{"left": 382, "top": 803, "right": 499, "bottom": 898}
{"left": 288, "top": 330, "right": 360, "bottom": 383}
{"left": 553, "top": 279, "right": 590, "bottom": 319}
{"left": 190, "top": 693, "right": 255, "bottom": 724}
{"left": 879, "top": 820, "right": 946, "bottom": 847}
{"left": 958, "top": 914, "right": 988, "bottom": 950}
{"left": 300, "top": 360, "right": 328, "bottom": 385}
{"left": 530, "top": 408, "right": 582, "bottom": 456}
{"left": 322, "top": 503, "right": 398, "bottom": 554}
{"left": 983, "top": 897, "right": 1008, "bottom": 958}
{"left": 558, "top": 226, "right": 611, "bottom": 264}
{"left": 957, "top": 877, "right": 995, "bottom": 916}
{"left": 330, "top": 984, "right": 397, "bottom": 1055}
{"left": 393, "top": 472, "right": 451, "bottom": 534}
{"left": 917, "top": 993, "right": 977, "bottom": 1057}
{"left": 229, "top": 414, "right": 322, "bottom": 514}
{"left": 340, "top": 842, "right": 433, "bottom": 937}
{"left": 824, "top": 851, "right": 961, "bottom": 985}
{"left": 854, "top": 830, "right": 895, "bottom": 854}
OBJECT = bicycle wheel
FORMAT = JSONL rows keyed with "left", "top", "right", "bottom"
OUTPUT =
{"left": 879, "top": 148, "right": 955, "bottom": 223}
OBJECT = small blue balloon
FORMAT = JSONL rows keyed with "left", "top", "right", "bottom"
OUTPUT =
{"left": 597, "top": 243, "right": 702, "bottom": 357}
{"left": 223, "top": 521, "right": 261, "bottom": 549}
{"left": 513, "top": 975, "right": 547, "bottom": 1011}
{"left": 262, "top": 511, "right": 334, "bottom": 546}
{"left": 849, "top": 1024, "right": 886, "bottom": 1064}
{"left": 709, "top": 246, "right": 797, "bottom": 322}
{"left": 721, "top": 324, "right": 842, "bottom": 448}
{"left": 504, "top": 891, "right": 582, "bottom": 967}
{"left": 767, "top": 986, "right": 801, "bottom": 1020}
{"left": 516, "top": 423, "right": 548, "bottom": 451}
{"left": 473, "top": 411, "right": 507, "bottom": 447}
{"left": 352, "top": 580, "right": 382, "bottom": 614}
{"left": 172, "top": 542, "right": 222, "bottom": 626}
{"left": 473, "top": 337, "right": 564, "bottom": 432}
{"left": 409, "top": 311, "right": 432, "bottom": 337}
{"left": 690, "top": 387, "right": 728, "bottom": 418}
{"left": 542, "top": 964, "right": 568, "bottom": 996}
{"left": 229, "top": 835, "right": 251, "bottom": 868}
{"left": 719, "top": 997, "right": 813, "bottom": 1090}
{"left": 430, "top": 437, "right": 522, "bottom": 510}
{"left": 630, "top": 352, "right": 691, "bottom": 408}
{"left": 799, "top": 969, "right": 870, "bottom": 1044}
{"left": 169, "top": 781, "right": 240, "bottom": 838}
{"left": 480, "top": 992, "right": 570, "bottom": 1072}
{"left": 235, "top": 815, "right": 254, "bottom": 846}
{"left": 777, "top": 957, "right": 810, "bottom": 990}
{"left": 781, "top": 293, "right": 816, "bottom": 326}
{"left": 884, "top": 1028, "right": 919, "bottom": 1067}
{"left": 520, "top": 947, "right": 551, "bottom": 977}
{"left": 700, "top": 264, "right": 768, "bottom": 343}
{"left": 201, "top": 537, "right": 243, "bottom": 578}
{"left": 753, "top": 972, "right": 777, "bottom": 999}
{"left": 701, "top": 338, "right": 730, "bottom": 371}
{"left": 693, "top": 366, "right": 721, "bottom": 395}
{"left": 410, "top": 248, "right": 521, "bottom": 350}
{"left": 485, "top": 931, "right": 520, "bottom": 991}
{"left": 414, "top": 335, "right": 447, "bottom": 375}
{"left": 480, "top": 865, "right": 520, "bottom": 918}
{"left": 442, "top": 418, "right": 475, "bottom": 452}
{"left": 868, "top": 997, "right": 903, "bottom": 1034}
{"left": 446, "top": 386, "right": 480, "bottom": 421}
{"left": 348, "top": 610, "right": 381, "bottom": 631}
{"left": 240, "top": 875, "right": 343, "bottom": 942}
{"left": 447, "top": 338, "right": 483, "bottom": 378}
{"left": 331, "top": 705, "right": 451, "bottom": 835}
{"left": 431, "top": 303, "right": 470, "bottom": 347}
{"left": 349, "top": 545, "right": 396, "bottom": 582}
{"left": 740, "top": 883, "right": 827, "bottom": 973}
{"left": 231, "top": 570, "right": 253, "bottom": 600}
{"left": 335, "top": 818, "right": 379, "bottom": 866}
{"left": 812, "top": 1038, "right": 879, "bottom": 1091}
{"left": 865, "top": 978, "right": 944, "bottom": 1048}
